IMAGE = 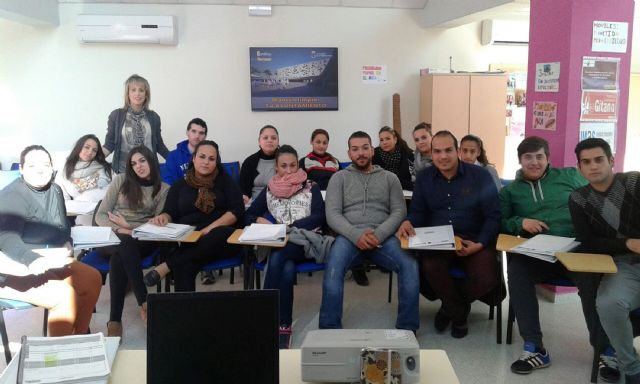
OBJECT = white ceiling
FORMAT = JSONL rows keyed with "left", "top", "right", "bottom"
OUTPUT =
{"left": 58, "top": 0, "right": 430, "bottom": 9}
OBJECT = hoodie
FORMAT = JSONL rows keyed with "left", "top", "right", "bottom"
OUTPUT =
{"left": 500, "top": 166, "right": 587, "bottom": 237}
{"left": 325, "top": 164, "right": 406, "bottom": 244}
{"left": 162, "top": 140, "right": 192, "bottom": 185}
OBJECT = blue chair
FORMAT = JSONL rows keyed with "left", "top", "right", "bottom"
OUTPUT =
{"left": 339, "top": 161, "right": 351, "bottom": 170}
{"left": 1, "top": 299, "right": 48, "bottom": 363}
{"left": 254, "top": 260, "right": 326, "bottom": 289}
{"left": 201, "top": 255, "right": 243, "bottom": 285}
{"left": 10, "top": 163, "right": 19, "bottom": 171}
{"left": 500, "top": 178, "right": 514, "bottom": 187}
{"left": 222, "top": 161, "right": 240, "bottom": 183}
{"left": 0, "top": 170, "right": 20, "bottom": 190}
{"left": 79, "top": 249, "right": 161, "bottom": 291}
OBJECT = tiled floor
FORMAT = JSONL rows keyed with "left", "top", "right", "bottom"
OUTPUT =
{"left": 0, "top": 267, "right": 624, "bottom": 383}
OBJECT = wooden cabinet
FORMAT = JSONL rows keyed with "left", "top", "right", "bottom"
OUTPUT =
{"left": 420, "top": 73, "right": 507, "bottom": 176}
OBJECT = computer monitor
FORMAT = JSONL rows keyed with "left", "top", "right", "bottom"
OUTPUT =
{"left": 147, "top": 290, "right": 279, "bottom": 384}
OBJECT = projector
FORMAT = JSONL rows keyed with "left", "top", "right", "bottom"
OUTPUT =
{"left": 300, "top": 329, "right": 420, "bottom": 383}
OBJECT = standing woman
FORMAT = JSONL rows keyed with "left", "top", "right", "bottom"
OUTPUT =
{"left": 412, "top": 122, "right": 433, "bottom": 176}
{"left": 245, "top": 145, "right": 326, "bottom": 348}
{"left": 58, "top": 134, "right": 112, "bottom": 202}
{"left": 143, "top": 140, "right": 244, "bottom": 291}
{"left": 299, "top": 129, "right": 339, "bottom": 190}
{"left": 102, "top": 74, "right": 169, "bottom": 174}
{"left": 459, "top": 134, "right": 502, "bottom": 191}
{"left": 239, "top": 125, "right": 279, "bottom": 204}
{"left": 0, "top": 145, "right": 101, "bottom": 336}
{"left": 373, "top": 126, "right": 415, "bottom": 191}
{"left": 95, "top": 146, "right": 169, "bottom": 337}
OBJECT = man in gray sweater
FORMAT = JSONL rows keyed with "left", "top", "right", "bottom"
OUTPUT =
{"left": 319, "top": 131, "right": 420, "bottom": 332}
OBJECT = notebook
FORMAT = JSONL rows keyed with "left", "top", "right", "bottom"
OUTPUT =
{"left": 146, "top": 290, "right": 279, "bottom": 384}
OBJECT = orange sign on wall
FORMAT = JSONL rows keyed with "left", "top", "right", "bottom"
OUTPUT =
{"left": 581, "top": 90, "right": 618, "bottom": 121}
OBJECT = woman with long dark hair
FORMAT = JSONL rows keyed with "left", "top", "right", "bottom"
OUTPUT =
{"left": 58, "top": 134, "right": 112, "bottom": 202}
{"left": 459, "top": 134, "right": 502, "bottom": 191}
{"left": 95, "top": 146, "right": 169, "bottom": 338}
{"left": 373, "top": 126, "right": 414, "bottom": 190}
{"left": 143, "top": 140, "right": 244, "bottom": 291}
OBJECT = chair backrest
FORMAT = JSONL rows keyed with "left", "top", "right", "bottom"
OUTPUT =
{"left": 222, "top": 161, "right": 240, "bottom": 183}
{"left": 339, "top": 161, "right": 351, "bottom": 170}
{"left": 0, "top": 170, "right": 20, "bottom": 190}
{"left": 10, "top": 163, "right": 19, "bottom": 171}
{"left": 500, "top": 178, "right": 514, "bottom": 187}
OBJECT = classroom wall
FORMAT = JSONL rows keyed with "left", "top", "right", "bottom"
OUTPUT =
{"left": 0, "top": 3, "right": 540, "bottom": 169}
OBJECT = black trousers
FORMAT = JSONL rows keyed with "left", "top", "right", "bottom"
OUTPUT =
{"left": 101, "top": 234, "right": 157, "bottom": 322}
{"left": 166, "top": 226, "right": 240, "bottom": 292}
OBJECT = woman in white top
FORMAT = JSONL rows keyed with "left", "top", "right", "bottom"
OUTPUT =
{"left": 59, "top": 134, "right": 112, "bottom": 202}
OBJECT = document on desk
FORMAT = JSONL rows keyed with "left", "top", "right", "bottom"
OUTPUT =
{"left": 65, "top": 200, "right": 98, "bottom": 215}
{"left": 132, "top": 223, "right": 194, "bottom": 240}
{"left": 16, "top": 333, "right": 110, "bottom": 384}
{"left": 510, "top": 234, "right": 580, "bottom": 263}
{"left": 408, "top": 225, "right": 456, "bottom": 250}
{"left": 238, "top": 223, "right": 286, "bottom": 243}
{"left": 71, "top": 226, "right": 121, "bottom": 250}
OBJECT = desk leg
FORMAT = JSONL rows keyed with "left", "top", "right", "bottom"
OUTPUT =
{"left": 242, "top": 246, "right": 256, "bottom": 290}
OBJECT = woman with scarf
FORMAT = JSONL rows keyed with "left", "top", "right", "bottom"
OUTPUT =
{"left": 143, "top": 140, "right": 244, "bottom": 292}
{"left": 95, "top": 146, "right": 169, "bottom": 337}
{"left": 373, "top": 126, "right": 414, "bottom": 191}
{"left": 102, "top": 74, "right": 169, "bottom": 174}
{"left": 299, "top": 129, "right": 339, "bottom": 190}
{"left": 245, "top": 145, "right": 325, "bottom": 348}
{"left": 59, "top": 134, "right": 112, "bottom": 202}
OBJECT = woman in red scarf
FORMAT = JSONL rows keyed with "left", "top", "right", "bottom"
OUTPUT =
{"left": 245, "top": 145, "right": 326, "bottom": 348}
{"left": 143, "top": 140, "right": 244, "bottom": 291}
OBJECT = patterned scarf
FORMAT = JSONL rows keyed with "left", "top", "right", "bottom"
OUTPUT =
{"left": 378, "top": 147, "right": 402, "bottom": 174}
{"left": 126, "top": 107, "right": 147, "bottom": 146}
{"left": 185, "top": 167, "right": 218, "bottom": 214}
{"left": 268, "top": 169, "right": 308, "bottom": 199}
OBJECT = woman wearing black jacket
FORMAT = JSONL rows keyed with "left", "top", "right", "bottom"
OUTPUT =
{"left": 239, "top": 125, "right": 279, "bottom": 204}
{"left": 144, "top": 140, "right": 244, "bottom": 291}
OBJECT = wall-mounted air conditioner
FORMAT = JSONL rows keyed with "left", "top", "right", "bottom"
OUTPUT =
{"left": 76, "top": 15, "right": 177, "bottom": 45}
{"left": 481, "top": 19, "right": 529, "bottom": 46}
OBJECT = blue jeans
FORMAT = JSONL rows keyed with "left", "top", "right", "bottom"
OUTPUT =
{"left": 319, "top": 235, "right": 420, "bottom": 331}
{"left": 263, "top": 243, "right": 309, "bottom": 327}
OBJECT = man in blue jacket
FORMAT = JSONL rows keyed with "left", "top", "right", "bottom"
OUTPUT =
{"left": 161, "top": 118, "right": 207, "bottom": 185}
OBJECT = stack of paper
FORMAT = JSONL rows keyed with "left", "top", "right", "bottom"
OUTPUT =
{"left": 65, "top": 200, "right": 98, "bottom": 215}
{"left": 408, "top": 225, "right": 456, "bottom": 250}
{"left": 17, "top": 333, "right": 110, "bottom": 384}
{"left": 510, "top": 234, "right": 580, "bottom": 263}
{"left": 71, "top": 226, "right": 120, "bottom": 250}
{"left": 132, "top": 223, "right": 194, "bottom": 241}
{"left": 238, "top": 223, "right": 286, "bottom": 244}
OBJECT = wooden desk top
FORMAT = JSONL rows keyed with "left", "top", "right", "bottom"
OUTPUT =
{"left": 108, "top": 349, "right": 459, "bottom": 384}
{"left": 497, "top": 234, "right": 617, "bottom": 274}
{"left": 400, "top": 235, "right": 463, "bottom": 251}
{"left": 227, "top": 228, "right": 288, "bottom": 248}
{"left": 556, "top": 252, "right": 617, "bottom": 274}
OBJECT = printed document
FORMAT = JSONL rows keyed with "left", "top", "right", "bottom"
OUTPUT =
{"left": 65, "top": 200, "right": 98, "bottom": 215}
{"left": 71, "top": 226, "right": 120, "bottom": 250}
{"left": 510, "top": 234, "right": 580, "bottom": 263}
{"left": 16, "top": 333, "right": 110, "bottom": 384}
{"left": 238, "top": 224, "right": 286, "bottom": 243}
{"left": 408, "top": 225, "right": 456, "bottom": 250}
{"left": 132, "top": 223, "right": 194, "bottom": 240}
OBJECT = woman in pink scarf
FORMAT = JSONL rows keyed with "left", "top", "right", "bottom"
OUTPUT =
{"left": 245, "top": 145, "right": 325, "bottom": 349}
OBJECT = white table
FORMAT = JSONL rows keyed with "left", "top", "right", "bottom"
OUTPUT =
{"left": 108, "top": 348, "right": 459, "bottom": 383}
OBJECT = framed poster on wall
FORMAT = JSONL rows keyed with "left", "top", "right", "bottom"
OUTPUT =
{"left": 250, "top": 47, "right": 338, "bottom": 111}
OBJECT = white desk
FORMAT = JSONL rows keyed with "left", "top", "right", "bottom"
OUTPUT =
{"left": 108, "top": 349, "right": 459, "bottom": 383}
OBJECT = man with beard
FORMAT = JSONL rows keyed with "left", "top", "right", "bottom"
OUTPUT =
{"left": 319, "top": 131, "right": 420, "bottom": 333}
{"left": 397, "top": 130, "right": 501, "bottom": 339}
